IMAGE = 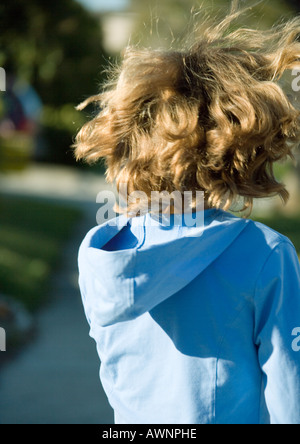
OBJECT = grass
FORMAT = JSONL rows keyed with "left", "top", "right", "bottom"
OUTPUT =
{"left": 0, "top": 196, "right": 83, "bottom": 311}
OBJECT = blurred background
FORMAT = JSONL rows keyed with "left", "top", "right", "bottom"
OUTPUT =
{"left": 0, "top": 0, "right": 299, "bottom": 424}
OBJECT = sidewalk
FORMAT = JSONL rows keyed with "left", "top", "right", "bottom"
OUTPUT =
{"left": 0, "top": 162, "right": 116, "bottom": 204}
{"left": 0, "top": 164, "right": 115, "bottom": 424}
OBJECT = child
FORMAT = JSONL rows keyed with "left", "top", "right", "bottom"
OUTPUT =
{"left": 74, "top": 3, "right": 300, "bottom": 424}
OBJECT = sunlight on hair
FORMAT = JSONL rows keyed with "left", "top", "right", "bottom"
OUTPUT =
{"left": 73, "top": 0, "right": 300, "bottom": 217}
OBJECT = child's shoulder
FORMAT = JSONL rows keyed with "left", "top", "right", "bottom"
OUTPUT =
{"left": 217, "top": 210, "right": 295, "bottom": 258}
{"left": 244, "top": 217, "right": 295, "bottom": 253}
{"left": 218, "top": 210, "right": 291, "bottom": 248}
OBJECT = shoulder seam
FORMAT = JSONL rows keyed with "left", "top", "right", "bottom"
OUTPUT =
{"left": 251, "top": 219, "right": 291, "bottom": 245}
{"left": 253, "top": 240, "right": 293, "bottom": 302}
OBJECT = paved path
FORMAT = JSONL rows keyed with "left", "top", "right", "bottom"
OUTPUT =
{"left": 0, "top": 164, "right": 115, "bottom": 424}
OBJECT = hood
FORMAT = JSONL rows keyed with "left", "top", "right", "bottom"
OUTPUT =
{"left": 78, "top": 209, "right": 250, "bottom": 327}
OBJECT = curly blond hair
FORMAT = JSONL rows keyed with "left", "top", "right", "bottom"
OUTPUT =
{"left": 73, "top": 2, "right": 300, "bottom": 215}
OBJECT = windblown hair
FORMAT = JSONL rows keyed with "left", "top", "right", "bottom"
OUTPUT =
{"left": 74, "top": 2, "right": 300, "bottom": 215}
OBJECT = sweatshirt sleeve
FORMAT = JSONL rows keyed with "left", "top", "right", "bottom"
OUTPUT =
{"left": 254, "top": 240, "right": 300, "bottom": 424}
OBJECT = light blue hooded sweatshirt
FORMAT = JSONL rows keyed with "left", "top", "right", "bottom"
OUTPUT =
{"left": 78, "top": 209, "right": 300, "bottom": 424}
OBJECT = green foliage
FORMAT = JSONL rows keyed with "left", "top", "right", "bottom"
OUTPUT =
{"left": 0, "top": 0, "right": 107, "bottom": 106}
{"left": 0, "top": 133, "right": 34, "bottom": 171}
{"left": 0, "top": 0, "right": 109, "bottom": 165}
{"left": 39, "top": 104, "right": 86, "bottom": 164}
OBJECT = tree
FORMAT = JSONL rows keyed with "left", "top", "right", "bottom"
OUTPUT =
{"left": 0, "top": 0, "right": 108, "bottom": 165}
{"left": 0, "top": 0, "right": 107, "bottom": 105}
